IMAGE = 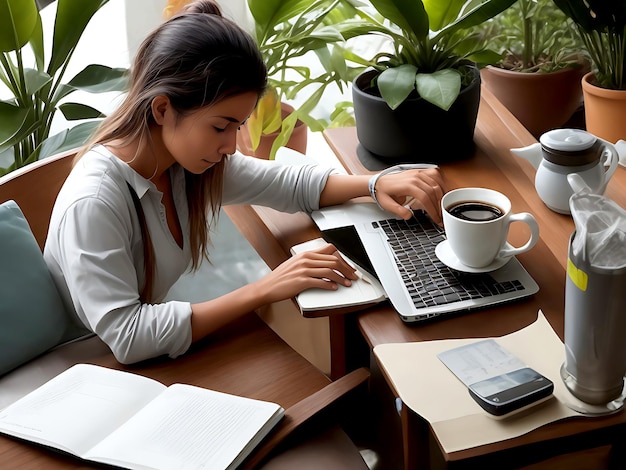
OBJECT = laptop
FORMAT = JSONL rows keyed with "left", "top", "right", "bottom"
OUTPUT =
{"left": 311, "top": 203, "right": 539, "bottom": 323}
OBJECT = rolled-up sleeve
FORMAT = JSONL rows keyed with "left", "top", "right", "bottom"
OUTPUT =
{"left": 221, "top": 152, "right": 335, "bottom": 212}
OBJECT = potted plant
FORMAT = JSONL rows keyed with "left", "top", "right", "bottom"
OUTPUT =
{"left": 241, "top": 0, "right": 369, "bottom": 159}
{"left": 479, "top": 0, "right": 589, "bottom": 137}
{"left": 0, "top": 0, "right": 127, "bottom": 176}
{"left": 553, "top": 0, "right": 626, "bottom": 144}
{"left": 349, "top": 0, "right": 517, "bottom": 163}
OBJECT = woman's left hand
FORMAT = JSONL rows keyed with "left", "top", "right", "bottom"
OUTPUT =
{"left": 375, "top": 168, "right": 445, "bottom": 223}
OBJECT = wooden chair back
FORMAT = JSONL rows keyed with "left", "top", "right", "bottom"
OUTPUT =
{"left": 0, "top": 149, "right": 77, "bottom": 250}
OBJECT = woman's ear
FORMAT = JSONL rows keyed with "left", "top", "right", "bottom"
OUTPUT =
{"left": 151, "top": 95, "right": 171, "bottom": 125}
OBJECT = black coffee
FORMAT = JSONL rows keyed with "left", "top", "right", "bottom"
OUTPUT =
{"left": 447, "top": 201, "right": 503, "bottom": 221}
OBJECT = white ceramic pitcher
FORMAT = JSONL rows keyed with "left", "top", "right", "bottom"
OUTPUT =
{"left": 511, "top": 128, "right": 618, "bottom": 214}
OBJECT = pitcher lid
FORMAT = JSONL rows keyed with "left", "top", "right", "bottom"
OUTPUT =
{"left": 540, "top": 129, "right": 596, "bottom": 152}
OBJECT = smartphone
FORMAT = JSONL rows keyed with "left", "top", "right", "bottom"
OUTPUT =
{"left": 468, "top": 367, "right": 554, "bottom": 417}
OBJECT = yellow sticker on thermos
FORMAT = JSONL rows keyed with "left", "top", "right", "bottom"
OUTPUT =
{"left": 567, "top": 258, "right": 588, "bottom": 291}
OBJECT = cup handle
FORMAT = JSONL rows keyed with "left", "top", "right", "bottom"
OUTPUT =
{"left": 498, "top": 213, "right": 540, "bottom": 259}
{"left": 597, "top": 139, "right": 619, "bottom": 193}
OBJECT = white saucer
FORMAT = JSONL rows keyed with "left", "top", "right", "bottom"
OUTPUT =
{"left": 435, "top": 240, "right": 511, "bottom": 273}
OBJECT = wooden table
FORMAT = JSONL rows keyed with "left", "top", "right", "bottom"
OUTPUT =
{"left": 0, "top": 313, "right": 369, "bottom": 469}
{"left": 198, "top": 85, "right": 626, "bottom": 468}
{"left": 322, "top": 87, "right": 626, "bottom": 469}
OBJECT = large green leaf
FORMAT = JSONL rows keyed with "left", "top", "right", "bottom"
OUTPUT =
{"left": 38, "top": 121, "right": 100, "bottom": 159}
{"left": 326, "top": 45, "right": 349, "bottom": 81}
{"left": 0, "top": 102, "right": 30, "bottom": 148}
{"left": 378, "top": 64, "right": 418, "bottom": 110}
{"left": 51, "top": 65, "right": 126, "bottom": 104}
{"left": 307, "top": 25, "right": 345, "bottom": 43}
{"left": 268, "top": 84, "right": 326, "bottom": 159}
{"left": 0, "top": 162, "right": 17, "bottom": 177}
{"left": 368, "top": 0, "right": 429, "bottom": 39}
{"left": 48, "top": 0, "right": 109, "bottom": 76}
{"left": 59, "top": 103, "right": 104, "bottom": 120}
{"left": 247, "top": 87, "right": 282, "bottom": 149}
{"left": 269, "top": 112, "right": 298, "bottom": 159}
{"left": 415, "top": 69, "right": 461, "bottom": 111}
{"left": 66, "top": 65, "right": 128, "bottom": 93}
{"left": 423, "top": 0, "right": 466, "bottom": 32}
{"left": 23, "top": 68, "right": 52, "bottom": 95}
{"left": 29, "top": 9, "right": 45, "bottom": 71}
{"left": 0, "top": 0, "right": 38, "bottom": 52}
{"left": 248, "top": 0, "right": 314, "bottom": 43}
{"left": 435, "top": 0, "right": 517, "bottom": 40}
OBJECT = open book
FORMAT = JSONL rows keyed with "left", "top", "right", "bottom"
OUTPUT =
{"left": 0, "top": 364, "right": 284, "bottom": 470}
{"left": 290, "top": 237, "right": 387, "bottom": 312}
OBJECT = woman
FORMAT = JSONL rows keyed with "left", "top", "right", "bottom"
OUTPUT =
{"left": 44, "top": 0, "right": 444, "bottom": 364}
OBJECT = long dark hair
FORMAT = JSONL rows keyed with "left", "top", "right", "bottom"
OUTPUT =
{"left": 80, "top": 0, "right": 267, "bottom": 300}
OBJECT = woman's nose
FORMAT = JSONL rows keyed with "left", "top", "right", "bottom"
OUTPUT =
{"left": 219, "top": 131, "right": 238, "bottom": 156}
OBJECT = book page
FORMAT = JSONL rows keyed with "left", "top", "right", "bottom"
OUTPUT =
{"left": 87, "top": 384, "right": 284, "bottom": 470}
{"left": 0, "top": 364, "right": 165, "bottom": 457}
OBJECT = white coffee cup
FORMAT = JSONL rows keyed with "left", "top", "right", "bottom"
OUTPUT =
{"left": 441, "top": 187, "right": 540, "bottom": 268}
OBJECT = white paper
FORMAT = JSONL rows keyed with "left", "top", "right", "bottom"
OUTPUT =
{"left": 437, "top": 339, "right": 526, "bottom": 386}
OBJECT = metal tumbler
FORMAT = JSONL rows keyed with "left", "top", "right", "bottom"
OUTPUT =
{"left": 562, "top": 232, "right": 626, "bottom": 405}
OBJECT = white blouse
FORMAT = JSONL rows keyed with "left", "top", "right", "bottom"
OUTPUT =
{"left": 44, "top": 145, "right": 334, "bottom": 364}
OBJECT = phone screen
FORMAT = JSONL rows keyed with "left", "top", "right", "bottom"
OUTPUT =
{"left": 469, "top": 368, "right": 554, "bottom": 416}
{"left": 470, "top": 367, "right": 541, "bottom": 397}
{"left": 320, "top": 226, "right": 378, "bottom": 279}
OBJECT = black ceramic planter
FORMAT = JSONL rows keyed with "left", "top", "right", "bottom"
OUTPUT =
{"left": 352, "top": 66, "right": 481, "bottom": 165}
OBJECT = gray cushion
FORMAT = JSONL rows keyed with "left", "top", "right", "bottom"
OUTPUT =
{"left": 0, "top": 200, "right": 69, "bottom": 375}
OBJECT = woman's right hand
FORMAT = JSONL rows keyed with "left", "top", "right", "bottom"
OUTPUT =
{"left": 253, "top": 243, "right": 358, "bottom": 305}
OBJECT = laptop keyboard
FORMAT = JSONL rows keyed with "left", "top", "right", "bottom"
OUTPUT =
{"left": 373, "top": 211, "right": 525, "bottom": 310}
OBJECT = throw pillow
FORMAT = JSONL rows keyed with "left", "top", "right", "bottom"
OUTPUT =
{"left": 0, "top": 200, "right": 69, "bottom": 375}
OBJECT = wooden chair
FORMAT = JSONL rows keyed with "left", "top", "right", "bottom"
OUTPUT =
{"left": 0, "top": 148, "right": 76, "bottom": 250}
{"left": 0, "top": 151, "right": 371, "bottom": 469}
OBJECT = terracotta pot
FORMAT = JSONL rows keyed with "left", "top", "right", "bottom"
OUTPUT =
{"left": 352, "top": 66, "right": 481, "bottom": 163}
{"left": 581, "top": 72, "right": 626, "bottom": 144}
{"left": 237, "top": 103, "right": 307, "bottom": 160}
{"left": 481, "top": 64, "right": 588, "bottom": 138}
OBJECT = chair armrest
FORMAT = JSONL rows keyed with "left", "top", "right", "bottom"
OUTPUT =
{"left": 242, "top": 367, "right": 370, "bottom": 469}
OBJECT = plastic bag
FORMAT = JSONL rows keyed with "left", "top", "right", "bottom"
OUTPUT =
{"left": 568, "top": 174, "right": 626, "bottom": 268}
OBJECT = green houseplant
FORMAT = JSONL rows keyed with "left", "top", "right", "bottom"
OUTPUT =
{"left": 0, "top": 0, "right": 127, "bottom": 176}
{"left": 479, "top": 0, "right": 589, "bottom": 136}
{"left": 553, "top": 0, "right": 626, "bottom": 90}
{"left": 485, "top": 0, "right": 585, "bottom": 72}
{"left": 242, "top": 0, "right": 370, "bottom": 159}
{"left": 349, "top": 0, "right": 517, "bottom": 162}
{"left": 553, "top": 0, "right": 626, "bottom": 143}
